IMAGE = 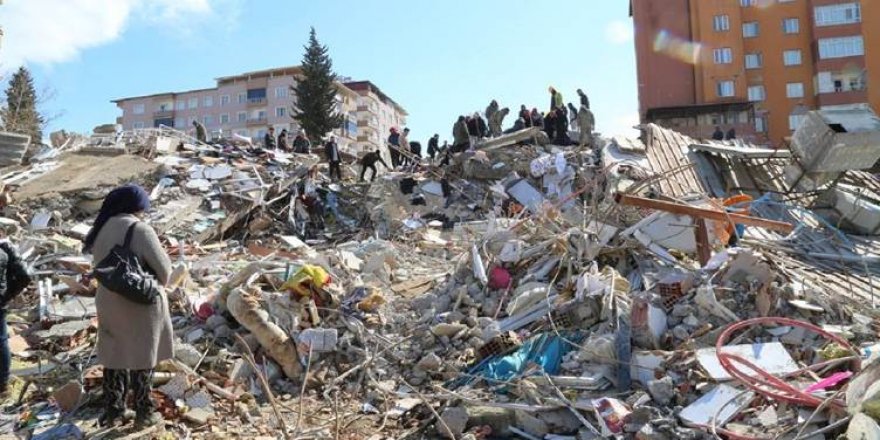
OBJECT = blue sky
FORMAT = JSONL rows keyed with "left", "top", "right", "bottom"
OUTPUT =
{"left": 0, "top": 0, "right": 638, "bottom": 143}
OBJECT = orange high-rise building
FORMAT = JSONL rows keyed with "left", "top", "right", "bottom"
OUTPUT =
{"left": 631, "top": 0, "right": 878, "bottom": 147}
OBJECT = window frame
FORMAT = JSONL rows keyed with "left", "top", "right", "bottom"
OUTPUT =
{"left": 783, "top": 49, "right": 803, "bottom": 66}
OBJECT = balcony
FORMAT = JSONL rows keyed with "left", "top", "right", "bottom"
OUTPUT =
{"left": 817, "top": 88, "right": 868, "bottom": 107}
{"left": 247, "top": 97, "right": 267, "bottom": 107}
{"left": 246, "top": 116, "right": 267, "bottom": 126}
{"left": 357, "top": 120, "right": 371, "bottom": 127}
{"left": 357, "top": 105, "right": 370, "bottom": 112}
{"left": 153, "top": 109, "right": 174, "bottom": 118}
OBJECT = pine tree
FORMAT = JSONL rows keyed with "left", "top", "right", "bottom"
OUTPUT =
{"left": 292, "top": 28, "right": 343, "bottom": 144}
{"left": 1, "top": 67, "right": 44, "bottom": 144}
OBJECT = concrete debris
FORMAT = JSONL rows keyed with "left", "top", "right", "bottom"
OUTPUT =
{"left": 0, "top": 99, "right": 876, "bottom": 440}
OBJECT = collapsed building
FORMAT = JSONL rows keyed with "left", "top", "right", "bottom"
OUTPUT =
{"left": 0, "top": 106, "right": 878, "bottom": 439}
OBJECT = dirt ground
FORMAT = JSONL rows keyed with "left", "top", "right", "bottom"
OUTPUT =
{"left": 13, "top": 153, "right": 161, "bottom": 201}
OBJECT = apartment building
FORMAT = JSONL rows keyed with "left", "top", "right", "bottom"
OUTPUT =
{"left": 342, "top": 81, "right": 408, "bottom": 151}
{"left": 112, "top": 66, "right": 403, "bottom": 152}
{"left": 631, "top": 0, "right": 878, "bottom": 147}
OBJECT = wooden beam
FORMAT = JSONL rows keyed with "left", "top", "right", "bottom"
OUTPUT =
{"left": 615, "top": 193, "right": 794, "bottom": 234}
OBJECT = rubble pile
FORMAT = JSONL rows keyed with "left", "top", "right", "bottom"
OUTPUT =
{"left": 0, "top": 109, "right": 879, "bottom": 439}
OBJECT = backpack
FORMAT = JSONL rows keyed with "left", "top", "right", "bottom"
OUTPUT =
{"left": 92, "top": 223, "right": 160, "bottom": 305}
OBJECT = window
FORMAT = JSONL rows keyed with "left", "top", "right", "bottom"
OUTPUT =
{"left": 204, "top": 96, "right": 213, "bottom": 107}
{"left": 818, "top": 36, "right": 864, "bottom": 59}
{"left": 783, "top": 50, "right": 802, "bottom": 66}
{"left": 176, "top": 101, "right": 185, "bottom": 110}
{"left": 716, "top": 80, "right": 735, "bottom": 97}
{"left": 132, "top": 103, "right": 145, "bottom": 115}
{"left": 745, "top": 53, "right": 763, "bottom": 69}
{"left": 220, "top": 113, "right": 230, "bottom": 124}
{"left": 783, "top": 18, "right": 799, "bottom": 34}
{"left": 275, "top": 87, "right": 288, "bottom": 98}
{"left": 275, "top": 107, "right": 286, "bottom": 118}
{"left": 133, "top": 121, "right": 145, "bottom": 129}
{"left": 789, "top": 114, "right": 806, "bottom": 131}
{"left": 713, "top": 48, "right": 733, "bottom": 64}
{"left": 188, "top": 98, "right": 198, "bottom": 109}
{"left": 815, "top": 3, "right": 861, "bottom": 26}
{"left": 740, "top": 0, "right": 756, "bottom": 6}
{"left": 748, "top": 85, "right": 766, "bottom": 101}
{"left": 237, "top": 112, "right": 247, "bottom": 122}
{"left": 786, "top": 82, "right": 805, "bottom": 98}
{"left": 173, "top": 117, "right": 184, "bottom": 128}
{"left": 743, "top": 22, "right": 759, "bottom": 38}
{"left": 220, "top": 95, "right": 230, "bottom": 106}
{"left": 755, "top": 116, "right": 767, "bottom": 133}
{"left": 714, "top": 15, "right": 730, "bottom": 31}
{"left": 203, "top": 115, "right": 213, "bottom": 126}
{"left": 237, "top": 93, "right": 246, "bottom": 104}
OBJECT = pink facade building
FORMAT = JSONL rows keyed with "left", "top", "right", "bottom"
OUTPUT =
{"left": 112, "top": 66, "right": 407, "bottom": 152}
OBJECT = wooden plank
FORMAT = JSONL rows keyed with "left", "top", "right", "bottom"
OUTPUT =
{"left": 615, "top": 194, "right": 794, "bottom": 233}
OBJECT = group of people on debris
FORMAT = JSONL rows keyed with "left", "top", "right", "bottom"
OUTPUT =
{"left": 712, "top": 125, "right": 737, "bottom": 141}
{"left": 452, "top": 87, "right": 595, "bottom": 152}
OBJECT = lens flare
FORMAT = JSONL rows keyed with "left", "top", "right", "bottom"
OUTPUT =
{"left": 653, "top": 29, "right": 702, "bottom": 65}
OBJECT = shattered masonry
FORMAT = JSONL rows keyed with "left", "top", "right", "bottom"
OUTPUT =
{"left": 0, "top": 106, "right": 879, "bottom": 439}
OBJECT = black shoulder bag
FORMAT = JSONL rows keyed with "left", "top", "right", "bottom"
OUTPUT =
{"left": 93, "top": 223, "right": 160, "bottom": 305}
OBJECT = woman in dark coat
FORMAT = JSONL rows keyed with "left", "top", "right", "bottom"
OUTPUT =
{"left": 84, "top": 185, "right": 173, "bottom": 428}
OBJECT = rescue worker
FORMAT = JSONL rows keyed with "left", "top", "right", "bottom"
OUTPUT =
{"left": 324, "top": 136, "right": 341, "bottom": 181}
{"left": 427, "top": 134, "right": 440, "bottom": 163}
{"left": 489, "top": 107, "right": 510, "bottom": 137}
{"left": 264, "top": 127, "right": 276, "bottom": 150}
{"left": 359, "top": 150, "right": 389, "bottom": 182}
{"left": 577, "top": 89, "right": 590, "bottom": 109}
{"left": 577, "top": 105, "right": 595, "bottom": 147}
{"left": 387, "top": 128, "right": 401, "bottom": 168}
{"left": 278, "top": 129, "right": 289, "bottom": 151}
{"left": 453, "top": 116, "right": 470, "bottom": 152}
{"left": 485, "top": 100, "right": 499, "bottom": 125}
{"left": 293, "top": 130, "right": 311, "bottom": 154}
{"left": 193, "top": 120, "right": 207, "bottom": 143}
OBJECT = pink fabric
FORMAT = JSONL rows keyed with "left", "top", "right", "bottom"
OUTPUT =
{"left": 804, "top": 371, "right": 854, "bottom": 393}
{"left": 488, "top": 267, "right": 512, "bottom": 290}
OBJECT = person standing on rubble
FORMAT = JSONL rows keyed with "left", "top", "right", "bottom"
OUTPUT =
{"left": 554, "top": 109, "right": 572, "bottom": 145}
{"left": 264, "top": 127, "right": 277, "bottom": 150}
{"left": 387, "top": 128, "right": 401, "bottom": 169}
{"left": 567, "top": 103, "right": 579, "bottom": 124}
{"left": 577, "top": 104, "right": 595, "bottom": 147}
{"left": 577, "top": 89, "right": 590, "bottom": 109}
{"left": 544, "top": 109, "right": 557, "bottom": 140}
{"left": 293, "top": 130, "right": 311, "bottom": 154}
{"left": 359, "top": 149, "right": 390, "bottom": 182}
{"left": 193, "top": 120, "right": 207, "bottom": 143}
{"left": 726, "top": 127, "right": 737, "bottom": 140}
{"left": 549, "top": 86, "right": 564, "bottom": 112}
{"left": 324, "top": 136, "right": 342, "bottom": 181}
{"left": 83, "top": 184, "right": 172, "bottom": 428}
{"left": 531, "top": 108, "right": 544, "bottom": 129}
{"left": 427, "top": 134, "right": 439, "bottom": 163}
{"left": 519, "top": 105, "right": 532, "bottom": 127}
{"left": 485, "top": 100, "right": 499, "bottom": 126}
{"left": 399, "top": 128, "right": 412, "bottom": 167}
{"left": 712, "top": 126, "right": 725, "bottom": 141}
{"left": 489, "top": 107, "right": 510, "bottom": 137}
{"left": 277, "top": 128, "right": 289, "bottom": 151}
{"left": 453, "top": 116, "right": 470, "bottom": 152}
{"left": 0, "top": 237, "right": 31, "bottom": 398}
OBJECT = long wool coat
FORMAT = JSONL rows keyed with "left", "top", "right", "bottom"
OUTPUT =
{"left": 92, "top": 214, "right": 173, "bottom": 370}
